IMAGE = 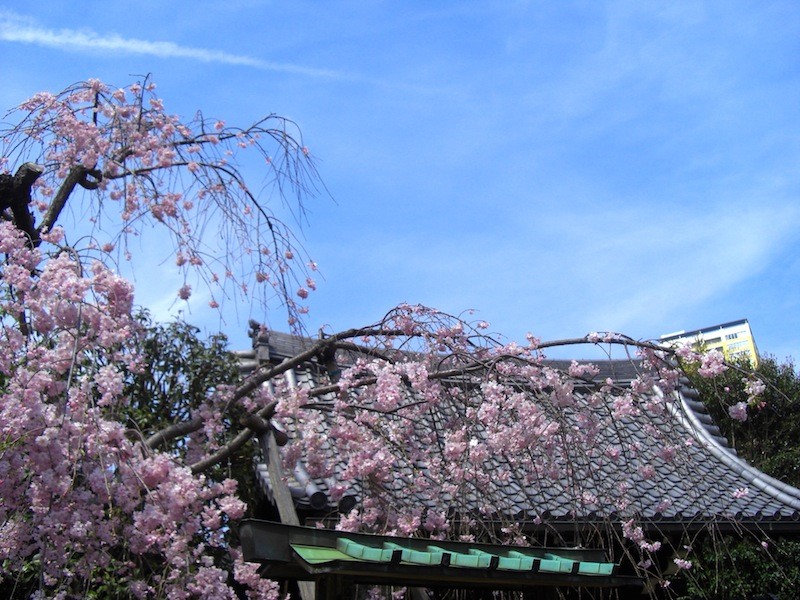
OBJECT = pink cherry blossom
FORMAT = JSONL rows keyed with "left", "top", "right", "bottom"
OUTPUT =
{"left": 698, "top": 349, "right": 727, "bottom": 377}
{"left": 673, "top": 558, "right": 693, "bottom": 570}
{"left": 732, "top": 487, "right": 750, "bottom": 499}
{"left": 728, "top": 401, "right": 748, "bottom": 422}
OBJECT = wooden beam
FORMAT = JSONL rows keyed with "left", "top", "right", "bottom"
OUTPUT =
{"left": 260, "top": 431, "right": 316, "bottom": 600}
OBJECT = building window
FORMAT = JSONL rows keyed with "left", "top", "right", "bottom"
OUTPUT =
{"left": 727, "top": 341, "right": 748, "bottom": 352}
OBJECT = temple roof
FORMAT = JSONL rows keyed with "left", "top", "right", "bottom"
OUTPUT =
{"left": 237, "top": 332, "right": 800, "bottom": 533}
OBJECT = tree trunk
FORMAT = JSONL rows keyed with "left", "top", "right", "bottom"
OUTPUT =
{"left": 0, "top": 162, "right": 44, "bottom": 246}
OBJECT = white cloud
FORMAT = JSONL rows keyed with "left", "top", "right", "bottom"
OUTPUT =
{"left": 0, "top": 10, "right": 343, "bottom": 79}
{"left": 551, "top": 200, "right": 800, "bottom": 334}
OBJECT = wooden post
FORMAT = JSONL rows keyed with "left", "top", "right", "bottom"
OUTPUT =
{"left": 255, "top": 427, "right": 316, "bottom": 600}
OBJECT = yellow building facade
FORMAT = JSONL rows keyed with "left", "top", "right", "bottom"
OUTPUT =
{"left": 660, "top": 319, "right": 759, "bottom": 366}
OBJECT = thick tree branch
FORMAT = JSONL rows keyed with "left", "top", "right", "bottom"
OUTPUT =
{"left": 145, "top": 348, "right": 321, "bottom": 450}
{"left": 190, "top": 428, "right": 253, "bottom": 474}
{"left": 165, "top": 328, "right": 680, "bottom": 474}
{"left": 189, "top": 401, "right": 284, "bottom": 474}
{"left": 0, "top": 163, "right": 44, "bottom": 245}
{"left": 37, "top": 166, "right": 102, "bottom": 238}
{"left": 227, "top": 327, "right": 406, "bottom": 407}
{"left": 159, "top": 329, "right": 671, "bottom": 462}
{"left": 142, "top": 417, "right": 203, "bottom": 451}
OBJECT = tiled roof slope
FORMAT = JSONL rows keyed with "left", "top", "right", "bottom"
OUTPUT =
{"left": 238, "top": 333, "right": 800, "bottom": 531}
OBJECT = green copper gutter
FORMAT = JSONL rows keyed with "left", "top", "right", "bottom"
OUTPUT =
{"left": 240, "top": 520, "right": 640, "bottom": 592}
{"left": 291, "top": 537, "right": 615, "bottom": 576}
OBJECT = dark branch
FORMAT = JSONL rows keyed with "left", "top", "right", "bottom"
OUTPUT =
{"left": 37, "top": 166, "right": 95, "bottom": 239}
{"left": 0, "top": 163, "right": 44, "bottom": 246}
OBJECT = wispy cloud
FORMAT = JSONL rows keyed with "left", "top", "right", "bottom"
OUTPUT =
{"left": 0, "top": 11, "right": 343, "bottom": 79}
{"left": 542, "top": 199, "right": 800, "bottom": 335}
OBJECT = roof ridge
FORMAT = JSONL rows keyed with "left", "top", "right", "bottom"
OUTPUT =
{"left": 665, "top": 385, "right": 800, "bottom": 510}
{"left": 677, "top": 382, "right": 735, "bottom": 451}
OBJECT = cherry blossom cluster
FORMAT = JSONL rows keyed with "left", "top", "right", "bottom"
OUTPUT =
{"left": 0, "top": 222, "right": 276, "bottom": 598}
{"left": 267, "top": 305, "right": 772, "bottom": 594}
{"left": 674, "top": 343, "right": 768, "bottom": 423}
{"left": 2, "top": 78, "right": 322, "bottom": 329}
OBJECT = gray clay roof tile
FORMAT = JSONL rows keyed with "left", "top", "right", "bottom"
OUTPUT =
{"left": 241, "top": 334, "right": 800, "bottom": 530}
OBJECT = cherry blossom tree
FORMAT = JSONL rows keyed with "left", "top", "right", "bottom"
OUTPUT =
{"left": 0, "top": 77, "right": 319, "bottom": 599}
{"left": 0, "top": 79, "right": 778, "bottom": 599}
{"left": 1, "top": 77, "right": 320, "bottom": 324}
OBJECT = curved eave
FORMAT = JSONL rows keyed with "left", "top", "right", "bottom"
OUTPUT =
{"left": 666, "top": 385, "right": 800, "bottom": 511}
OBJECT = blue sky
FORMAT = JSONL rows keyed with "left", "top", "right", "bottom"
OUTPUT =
{"left": 1, "top": 1, "right": 799, "bottom": 360}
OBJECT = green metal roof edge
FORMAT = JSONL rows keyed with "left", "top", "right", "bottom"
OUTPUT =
{"left": 316, "top": 536, "right": 616, "bottom": 576}
{"left": 242, "top": 520, "right": 641, "bottom": 590}
{"left": 241, "top": 519, "right": 612, "bottom": 563}
{"left": 291, "top": 544, "right": 356, "bottom": 564}
{"left": 289, "top": 535, "right": 617, "bottom": 577}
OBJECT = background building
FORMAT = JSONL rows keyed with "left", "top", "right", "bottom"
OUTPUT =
{"left": 660, "top": 319, "right": 759, "bottom": 365}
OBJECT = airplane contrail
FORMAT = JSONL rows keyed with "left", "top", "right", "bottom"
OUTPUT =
{"left": 0, "top": 11, "right": 342, "bottom": 79}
